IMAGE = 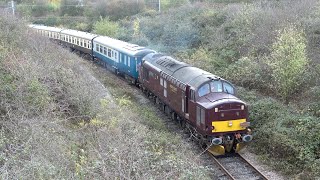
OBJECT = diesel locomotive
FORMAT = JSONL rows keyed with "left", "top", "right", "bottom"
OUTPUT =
{"left": 29, "top": 24, "right": 253, "bottom": 156}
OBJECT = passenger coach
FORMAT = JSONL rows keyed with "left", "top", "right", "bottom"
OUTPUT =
{"left": 93, "top": 36, "right": 154, "bottom": 83}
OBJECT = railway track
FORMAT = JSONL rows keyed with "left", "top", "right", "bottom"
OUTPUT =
{"left": 212, "top": 153, "right": 269, "bottom": 180}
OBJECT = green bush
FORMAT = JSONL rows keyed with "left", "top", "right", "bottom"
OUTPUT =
{"left": 267, "top": 25, "right": 309, "bottom": 104}
{"left": 139, "top": 5, "right": 202, "bottom": 52}
{"left": 160, "top": 0, "right": 189, "bottom": 11}
{"left": 223, "top": 56, "right": 269, "bottom": 90}
{"left": 242, "top": 95, "right": 320, "bottom": 177}
{"left": 92, "top": 17, "right": 122, "bottom": 38}
{"left": 60, "top": 0, "right": 84, "bottom": 16}
{"left": 105, "top": 0, "right": 145, "bottom": 21}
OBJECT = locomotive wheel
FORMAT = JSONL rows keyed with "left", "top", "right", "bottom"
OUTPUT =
{"left": 155, "top": 97, "right": 160, "bottom": 105}
{"left": 171, "top": 112, "right": 177, "bottom": 121}
{"left": 179, "top": 119, "right": 186, "bottom": 129}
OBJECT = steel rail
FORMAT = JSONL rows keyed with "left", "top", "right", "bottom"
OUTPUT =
{"left": 211, "top": 155, "right": 236, "bottom": 180}
{"left": 238, "top": 154, "right": 269, "bottom": 180}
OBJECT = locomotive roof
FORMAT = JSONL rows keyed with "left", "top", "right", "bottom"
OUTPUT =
{"left": 61, "top": 29, "right": 98, "bottom": 40}
{"left": 30, "top": 24, "right": 63, "bottom": 32}
{"left": 94, "top": 36, "right": 155, "bottom": 56}
{"left": 143, "top": 53, "right": 222, "bottom": 89}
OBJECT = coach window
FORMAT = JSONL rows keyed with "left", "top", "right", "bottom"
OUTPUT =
{"left": 100, "top": 46, "right": 103, "bottom": 53}
{"left": 115, "top": 52, "right": 118, "bottom": 61}
{"left": 124, "top": 56, "right": 127, "bottom": 65}
{"left": 84, "top": 41, "right": 87, "bottom": 48}
{"left": 103, "top": 47, "right": 107, "bottom": 55}
{"left": 89, "top": 42, "right": 91, "bottom": 49}
{"left": 108, "top": 49, "right": 111, "bottom": 57}
{"left": 128, "top": 57, "right": 131, "bottom": 67}
{"left": 96, "top": 44, "right": 99, "bottom": 51}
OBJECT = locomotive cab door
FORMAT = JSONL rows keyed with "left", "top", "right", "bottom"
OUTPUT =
{"left": 185, "top": 85, "right": 190, "bottom": 113}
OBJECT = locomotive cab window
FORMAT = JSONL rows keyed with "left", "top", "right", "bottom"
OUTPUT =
{"left": 210, "top": 80, "right": 235, "bottom": 95}
{"left": 210, "top": 81, "right": 223, "bottom": 93}
{"left": 198, "top": 83, "right": 210, "bottom": 97}
{"left": 223, "top": 82, "right": 234, "bottom": 94}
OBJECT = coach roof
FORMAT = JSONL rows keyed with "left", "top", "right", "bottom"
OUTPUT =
{"left": 31, "top": 25, "right": 63, "bottom": 33}
{"left": 94, "top": 36, "right": 154, "bottom": 56}
{"left": 61, "top": 29, "right": 98, "bottom": 40}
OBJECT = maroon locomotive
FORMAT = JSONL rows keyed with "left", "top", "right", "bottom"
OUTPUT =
{"left": 139, "top": 53, "right": 252, "bottom": 155}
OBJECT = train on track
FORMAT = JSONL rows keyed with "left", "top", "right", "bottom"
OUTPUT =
{"left": 29, "top": 24, "right": 253, "bottom": 156}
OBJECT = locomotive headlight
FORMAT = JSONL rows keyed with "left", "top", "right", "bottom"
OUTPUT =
{"left": 214, "top": 108, "right": 218, "bottom": 112}
{"left": 241, "top": 105, "right": 245, "bottom": 110}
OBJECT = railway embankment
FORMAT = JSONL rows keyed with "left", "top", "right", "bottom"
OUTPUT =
{"left": 0, "top": 15, "right": 211, "bottom": 179}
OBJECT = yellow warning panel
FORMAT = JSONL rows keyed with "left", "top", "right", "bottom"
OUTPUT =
{"left": 212, "top": 119, "right": 246, "bottom": 133}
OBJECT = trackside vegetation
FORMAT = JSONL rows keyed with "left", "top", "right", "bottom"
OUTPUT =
{"left": 0, "top": 15, "right": 212, "bottom": 179}
{"left": 110, "top": 0, "right": 319, "bottom": 178}
{"left": 3, "top": 0, "right": 320, "bottom": 179}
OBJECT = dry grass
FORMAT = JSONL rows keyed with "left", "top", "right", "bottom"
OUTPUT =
{"left": 0, "top": 14, "right": 211, "bottom": 179}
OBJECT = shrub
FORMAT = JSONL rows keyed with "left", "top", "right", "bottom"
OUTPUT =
{"left": 160, "top": 0, "right": 189, "bottom": 11}
{"left": 60, "top": 0, "right": 84, "bottom": 16}
{"left": 105, "top": 0, "right": 145, "bottom": 21}
{"left": 139, "top": 5, "right": 202, "bottom": 52}
{"left": 267, "top": 25, "right": 309, "bottom": 104}
{"left": 92, "top": 17, "right": 122, "bottom": 38}
{"left": 223, "top": 56, "right": 269, "bottom": 90}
